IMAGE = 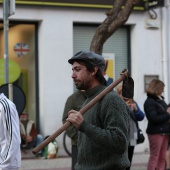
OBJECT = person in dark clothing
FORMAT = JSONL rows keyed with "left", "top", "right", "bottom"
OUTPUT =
{"left": 66, "top": 51, "right": 130, "bottom": 170}
{"left": 166, "top": 103, "right": 170, "bottom": 170}
{"left": 144, "top": 79, "right": 170, "bottom": 170}
{"left": 62, "top": 90, "right": 86, "bottom": 170}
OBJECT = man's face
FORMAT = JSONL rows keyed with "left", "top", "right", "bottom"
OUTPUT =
{"left": 71, "top": 61, "right": 93, "bottom": 91}
{"left": 20, "top": 114, "right": 28, "bottom": 122}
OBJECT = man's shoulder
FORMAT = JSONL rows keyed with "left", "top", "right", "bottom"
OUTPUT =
{"left": 0, "top": 96, "right": 11, "bottom": 109}
{"left": 68, "top": 90, "right": 85, "bottom": 100}
{"left": 104, "top": 90, "right": 120, "bottom": 99}
{"left": 100, "top": 90, "right": 123, "bottom": 105}
{"left": 72, "top": 90, "right": 84, "bottom": 96}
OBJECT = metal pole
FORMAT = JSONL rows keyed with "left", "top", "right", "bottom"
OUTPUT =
{"left": 8, "top": 83, "right": 13, "bottom": 101}
{"left": 3, "top": 0, "right": 15, "bottom": 101}
{"left": 3, "top": 0, "right": 9, "bottom": 84}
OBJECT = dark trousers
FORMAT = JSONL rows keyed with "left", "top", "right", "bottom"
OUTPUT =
{"left": 72, "top": 145, "right": 78, "bottom": 170}
{"left": 126, "top": 146, "right": 135, "bottom": 170}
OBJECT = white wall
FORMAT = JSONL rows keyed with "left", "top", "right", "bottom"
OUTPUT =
{"left": 0, "top": 6, "right": 167, "bottom": 156}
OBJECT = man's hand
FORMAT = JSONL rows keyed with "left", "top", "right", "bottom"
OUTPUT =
{"left": 67, "top": 110, "right": 84, "bottom": 129}
{"left": 167, "top": 107, "right": 170, "bottom": 114}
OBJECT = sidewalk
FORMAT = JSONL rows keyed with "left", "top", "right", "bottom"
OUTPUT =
{"left": 131, "top": 152, "right": 148, "bottom": 170}
{"left": 20, "top": 151, "right": 149, "bottom": 170}
{"left": 20, "top": 157, "right": 71, "bottom": 170}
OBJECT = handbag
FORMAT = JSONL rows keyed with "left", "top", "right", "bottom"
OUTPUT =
{"left": 137, "top": 127, "right": 145, "bottom": 144}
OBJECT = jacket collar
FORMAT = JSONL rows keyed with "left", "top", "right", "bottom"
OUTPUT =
{"left": 147, "top": 93, "right": 164, "bottom": 101}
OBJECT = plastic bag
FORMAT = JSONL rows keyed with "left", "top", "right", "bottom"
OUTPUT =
{"left": 43, "top": 136, "right": 58, "bottom": 159}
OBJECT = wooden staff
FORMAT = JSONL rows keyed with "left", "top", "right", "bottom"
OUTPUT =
{"left": 32, "top": 68, "right": 128, "bottom": 155}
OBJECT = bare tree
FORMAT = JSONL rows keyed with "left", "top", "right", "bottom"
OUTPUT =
{"left": 90, "top": 0, "right": 139, "bottom": 54}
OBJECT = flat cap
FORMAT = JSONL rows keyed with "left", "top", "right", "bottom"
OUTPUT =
{"left": 68, "top": 51, "right": 105, "bottom": 71}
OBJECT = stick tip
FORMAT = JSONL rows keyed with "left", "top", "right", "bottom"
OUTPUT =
{"left": 32, "top": 149, "right": 37, "bottom": 155}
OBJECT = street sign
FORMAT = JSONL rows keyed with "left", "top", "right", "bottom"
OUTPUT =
{"left": 0, "top": 84, "right": 26, "bottom": 115}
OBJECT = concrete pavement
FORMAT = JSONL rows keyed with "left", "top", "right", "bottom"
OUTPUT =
{"left": 131, "top": 152, "right": 148, "bottom": 170}
{"left": 20, "top": 150, "right": 149, "bottom": 170}
{"left": 20, "top": 158, "right": 71, "bottom": 170}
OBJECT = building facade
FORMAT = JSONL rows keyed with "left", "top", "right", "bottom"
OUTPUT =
{"left": 0, "top": 0, "right": 169, "bottom": 156}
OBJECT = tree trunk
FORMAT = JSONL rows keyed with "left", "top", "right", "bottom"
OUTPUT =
{"left": 90, "top": 0, "right": 139, "bottom": 54}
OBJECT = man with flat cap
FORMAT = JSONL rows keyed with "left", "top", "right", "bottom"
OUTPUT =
{"left": 66, "top": 51, "right": 130, "bottom": 170}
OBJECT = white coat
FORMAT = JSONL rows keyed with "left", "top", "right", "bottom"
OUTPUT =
{"left": 0, "top": 93, "right": 21, "bottom": 170}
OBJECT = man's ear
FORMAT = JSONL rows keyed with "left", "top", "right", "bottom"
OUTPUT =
{"left": 91, "top": 66, "right": 98, "bottom": 76}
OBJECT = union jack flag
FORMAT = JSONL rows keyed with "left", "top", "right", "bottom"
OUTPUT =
{"left": 14, "top": 43, "right": 30, "bottom": 57}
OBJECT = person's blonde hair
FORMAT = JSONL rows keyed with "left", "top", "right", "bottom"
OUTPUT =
{"left": 146, "top": 79, "right": 164, "bottom": 96}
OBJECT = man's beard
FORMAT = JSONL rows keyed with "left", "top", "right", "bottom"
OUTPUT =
{"left": 75, "top": 81, "right": 88, "bottom": 91}
{"left": 75, "top": 82, "right": 84, "bottom": 90}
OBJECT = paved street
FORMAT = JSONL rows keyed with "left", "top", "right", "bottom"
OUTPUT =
{"left": 20, "top": 151, "right": 149, "bottom": 170}
{"left": 131, "top": 152, "right": 148, "bottom": 170}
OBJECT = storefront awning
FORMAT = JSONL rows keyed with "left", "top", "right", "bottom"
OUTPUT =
{"left": 0, "top": 0, "right": 165, "bottom": 11}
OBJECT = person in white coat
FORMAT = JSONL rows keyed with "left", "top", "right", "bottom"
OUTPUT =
{"left": 0, "top": 93, "right": 21, "bottom": 170}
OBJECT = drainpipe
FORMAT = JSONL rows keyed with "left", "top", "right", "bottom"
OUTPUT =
{"left": 167, "top": 0, "right": 170, "bottom": 103}
{"left": 161, "top": 4, "right": 169, "bottom": 103}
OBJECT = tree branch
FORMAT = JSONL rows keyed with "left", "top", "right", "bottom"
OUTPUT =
{"left": 90, "top": 0, "right": 139, "bottom": 54}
